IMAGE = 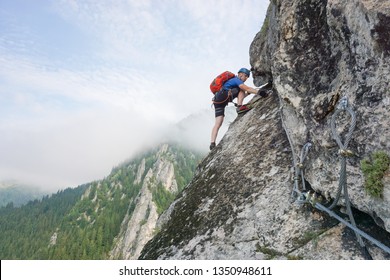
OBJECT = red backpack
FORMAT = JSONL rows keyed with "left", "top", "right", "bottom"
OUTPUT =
{"left": 210, "top": 71, "right": 235, "bottom": 94}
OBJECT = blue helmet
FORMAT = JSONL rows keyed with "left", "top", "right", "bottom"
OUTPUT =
{"left": 238, "top": 68, "right": 250, "bottom": 77}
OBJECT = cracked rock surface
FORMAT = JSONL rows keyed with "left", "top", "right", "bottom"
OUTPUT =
{"left": 139, "top": 0, "right": 390, "bottom": 260}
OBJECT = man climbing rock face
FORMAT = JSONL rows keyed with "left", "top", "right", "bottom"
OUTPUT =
{"left": 210, "top": 68, "right": 260, "bottom": 150}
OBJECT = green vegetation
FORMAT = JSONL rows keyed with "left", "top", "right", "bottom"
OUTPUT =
{"left": 361, "top": 151, "right": 390, "bottom": 198}
{"left": 292, "top": 229, "right": 327, "bottom": 249}
{"left": 260, "top": 13, "right": 270, "bottom": 37}
{"left": 0, "top": 185, "right": 46, "bottom": 207}
{"left": 259, "top": 2, "right": 273, "bottom": 37}
{"left": 49, "top": 175, "right": 142, "bottom": 259}
{"left": 0, "top": 144, "right": 203, "bottom": 259}
{"left": 255, "top": 229, "right": 329, "bottom": 260}
{"left": 256, "top": 244, "right": 281, "bottom": 259}
{"left": 148, "top": 144, "right": 203, "bottom": 215}
{"left": 256, "top": 243, "right": 306, "bottom": 260}
{"left": 287, "top": 254, "right": 304, "bottom": 260}
{"left": 172, "top": 145, "right": 202, "bottom": 190}
{"left": 153, "top": 182, "right": 176, "bottom": 215}
{"left": 0, "top": 186, "right": 87, "bottom": 259}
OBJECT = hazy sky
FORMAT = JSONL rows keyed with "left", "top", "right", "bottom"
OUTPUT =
{"left": 0, "top": 0, "right": 268, "bottom": 191}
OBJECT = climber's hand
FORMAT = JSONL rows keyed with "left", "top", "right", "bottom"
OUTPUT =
{"left": 257, "top": 89, "right": 268, "bottom": 97}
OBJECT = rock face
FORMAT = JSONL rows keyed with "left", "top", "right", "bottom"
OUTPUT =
{"left": 110, "top": 144, "right": 185, "bottom": 259}
{"left": 139, "top": 0, "right": 390, "bottom": 260}
{"left": 110, "top": 168, "right": 160, "bottom": 259}
{"left": 250, "top": 0, "right": 390, "bottom": 231}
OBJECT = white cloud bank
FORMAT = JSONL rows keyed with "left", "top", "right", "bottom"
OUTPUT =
{"left": 0, "top": 0, "right": 269, "bottom": 191}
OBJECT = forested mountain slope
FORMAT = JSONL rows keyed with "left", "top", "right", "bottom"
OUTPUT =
{"left": 0, "top": 144, "right": 202, "bottom": 259}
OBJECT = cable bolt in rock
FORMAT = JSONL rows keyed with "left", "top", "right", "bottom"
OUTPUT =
{"left": 282, "top": 95, "right": 390, "bottom": 256}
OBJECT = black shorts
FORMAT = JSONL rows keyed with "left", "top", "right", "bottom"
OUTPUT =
{"left": 213, "top": 88, "right": 240, "bottom": 117}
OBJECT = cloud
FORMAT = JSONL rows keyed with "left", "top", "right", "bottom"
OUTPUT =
{"left": 0, "top": 106, "right": 170, "bottom": 190}
{"left": 165, "top": 106, "right": 237, "bottom": 153}
{"left": 0, "top": 0, "right": 269, "bottom": 191}
{"left": 51, "top": 0, "right": 268, "bottom": 67}
{"left": 0, "top": 53, "right": 172, "bottom": 119}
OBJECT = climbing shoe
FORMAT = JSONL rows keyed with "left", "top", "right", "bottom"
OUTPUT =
{"left": 209, "top": 142, "right": 216, "bottom": 150}
{"left": 237, "top": 105, "right": 251, "bottom": 114}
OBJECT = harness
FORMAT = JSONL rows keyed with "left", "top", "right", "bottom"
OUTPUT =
{"left": 212, "top": 89, "right": 233, "bottom": 105}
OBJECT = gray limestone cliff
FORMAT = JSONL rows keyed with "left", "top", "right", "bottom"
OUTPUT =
{"left": 110, "top": 144, "right": 198, "bottom": 259}
{"left": 139, "top": 0, "right": 390, "bottom": 260}
{"left": 250, "top": 0, "right": 390, "bottom": 231}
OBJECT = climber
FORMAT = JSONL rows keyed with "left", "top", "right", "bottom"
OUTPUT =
{"left": 210, "top": 68, "right": 260, "bottom": 150}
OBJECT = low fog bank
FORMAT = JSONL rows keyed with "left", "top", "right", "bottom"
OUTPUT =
{"left": 0, "top": 106, "right": 236, "bottom": 193}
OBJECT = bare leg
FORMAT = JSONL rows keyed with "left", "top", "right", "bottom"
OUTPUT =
{"left": 211, "top": 115, "right": 224, "bottom": 143}
{"left": 237, "top": 90, "right": 248, "bottom": 106}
